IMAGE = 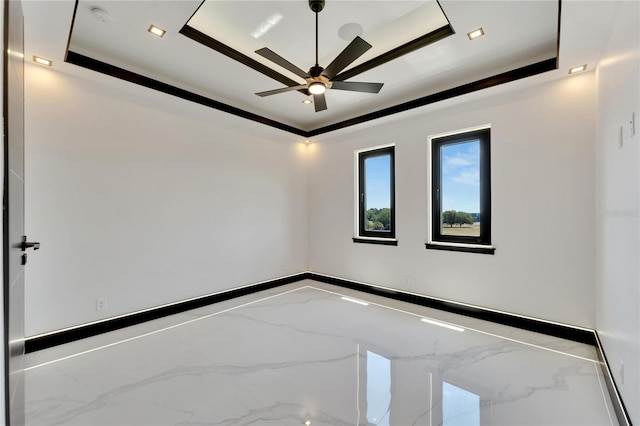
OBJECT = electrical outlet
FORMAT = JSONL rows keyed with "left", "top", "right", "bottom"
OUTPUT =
{"left": 96, "top": 297, "right": 108, "bottom": 311}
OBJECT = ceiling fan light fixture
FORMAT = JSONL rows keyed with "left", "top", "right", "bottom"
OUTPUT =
{"left": 308, "top": 81, "right": 326, "bottom": 95}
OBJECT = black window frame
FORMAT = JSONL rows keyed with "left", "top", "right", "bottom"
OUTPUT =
{"left": 431, "top": 128, "right": 491, "bottom": 248}
{"left": 356, "top": 145, "right": 396, "bottom": 241}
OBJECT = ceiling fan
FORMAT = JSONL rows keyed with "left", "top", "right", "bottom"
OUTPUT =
{"left": 255, "top": 0, "right": 384, "bottom": 112}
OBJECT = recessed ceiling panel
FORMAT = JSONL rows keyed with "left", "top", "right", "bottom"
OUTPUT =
{"left": 64, "top": 0, "right": 560, "bottom": 135}
{"left": 185, "top": 0, "right": 450, "bottom": 81}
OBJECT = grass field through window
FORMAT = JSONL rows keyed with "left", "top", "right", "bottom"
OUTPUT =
{"left": 441, "top": 223, "right": 480, "bottom": 237}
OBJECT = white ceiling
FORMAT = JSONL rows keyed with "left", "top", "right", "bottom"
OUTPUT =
{"left": 22, "top": 1, "right": 618, "bottom": 136}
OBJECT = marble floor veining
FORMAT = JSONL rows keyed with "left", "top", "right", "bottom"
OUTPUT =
{"left": 24, "top": 280, "right": 618, "bottom": 425}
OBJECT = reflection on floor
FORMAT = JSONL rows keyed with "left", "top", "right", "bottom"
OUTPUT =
{"left": 25, "top": 280, "right": 617, "bottom": 425}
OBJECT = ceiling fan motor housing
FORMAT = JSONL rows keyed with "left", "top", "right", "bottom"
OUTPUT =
{"left": 308, "top": 0, "right": 325, "bottom": 13}
{"left": 309, "top": 65, "right": 324, "bottom": 78}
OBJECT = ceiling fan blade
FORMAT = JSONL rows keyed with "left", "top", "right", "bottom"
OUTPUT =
{"left": 322, "top": 36, "right": 372, "bottom": 80}
{"left": 255, "top": 47, "right": 310, "bottom": 79}
{"left": 313, "top": 93, "right": 327, "bottom": 112}
{"left": 330, "top": 81, "right": 384, "bottom": 94}
{"left": 255, "top": 84, "right": 308, "bottom": 97}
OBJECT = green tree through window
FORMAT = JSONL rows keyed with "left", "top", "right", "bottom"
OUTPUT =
{"left": 430, "top": 128, "right": 492, "bottom": 249}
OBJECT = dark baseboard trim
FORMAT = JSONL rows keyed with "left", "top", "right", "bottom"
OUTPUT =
{"left": 24, "top": 271, "right": 628, "bottom": 425}
{"left": 594, "top": 332, "right": 632, "bottom": 426}
{"left": 26, "top": 271, "right": 598, "bottom": 351}
{"left": 24, "top": 273, "right": 308, "bottom": 353}
{"left": 305, "top": 272, "right": 597, "bottom": 346}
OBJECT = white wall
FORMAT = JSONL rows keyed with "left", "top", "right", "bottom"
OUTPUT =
{"left": 24, "top": 65, "right": 309, "bottom": 336}
{"left": 594, "top": 0, "right": 640, "bottom": 423}
{"left": 308, "top": 73, "right": 596, "bottom": 328}
{"left": 20, "top": 4, "right": 638, "bottom": 419}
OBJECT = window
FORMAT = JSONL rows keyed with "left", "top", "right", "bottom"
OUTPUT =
{"left": 355, "top": 146, "right": 396, "bottom": 244}
{"left": 428, "top": 128, "right": 493, "bottom": 253}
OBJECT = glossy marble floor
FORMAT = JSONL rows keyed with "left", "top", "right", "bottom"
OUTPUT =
{"left": 25, "top": 280, "right": 618, "bottom": 425}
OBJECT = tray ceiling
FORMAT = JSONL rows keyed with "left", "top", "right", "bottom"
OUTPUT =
{"left": 65, "top": 0, "right": 559, "bottom": 135}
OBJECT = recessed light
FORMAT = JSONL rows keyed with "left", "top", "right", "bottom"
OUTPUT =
{"left": 308, "top": 81, "right": 326, "bottom": 95}
{"left": 304, "top": 139, "right": 311, "bottom": 144}
{"left": 421, "top": 318, "right": 464, "bottom": 332}
{"left": 33, "top": 56, "right": 52, "bottom": 67}
{"left": 148, "top": 25, "right": 166, "bottom": 38}
{"left": 568, "top": 64, "right": 587, "bottom": 75}
{"left": 302, "top": 99, "right": 312, "bottom": 105}
{"left": 305, "top": 421, "right": 312, "bottom": 426}
{"left": 467, "top": 28, "right": 484, "bottom": 40}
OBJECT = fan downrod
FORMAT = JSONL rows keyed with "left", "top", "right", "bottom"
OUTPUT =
{"left": 308, "top": 0, "right": 325, "bottom": 13}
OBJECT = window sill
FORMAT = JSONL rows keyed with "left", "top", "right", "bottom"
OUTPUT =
{"left": 425, "top": 243, "right": 495, "bottom": 255}
{"left": 353, "top": 237, "right": 398, "bottom": 246}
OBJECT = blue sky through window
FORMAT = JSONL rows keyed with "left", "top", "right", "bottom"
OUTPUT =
{"left": 441, "top": 140, "right": 480, "bottom": 214}
{"left": 365, "top": 154, "right": 391, "bottom": 210}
